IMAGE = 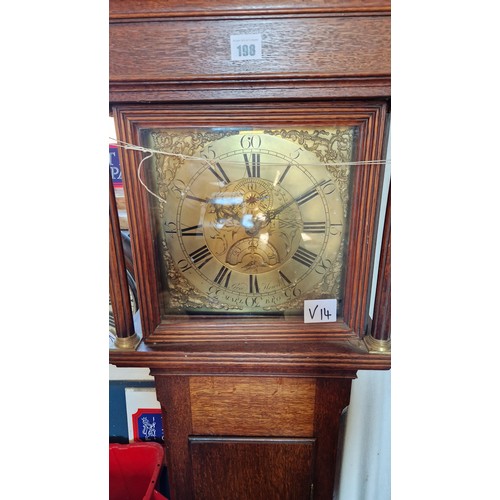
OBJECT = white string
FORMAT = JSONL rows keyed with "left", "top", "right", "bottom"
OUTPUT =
{"left": 111, "top": 138, "right": 391, "bottom": 167}
{"left": 113, "top": 138, "right": 213, "bottom": 205}
{"left": 136, "top": 151, "right": 169, "bottom": 204}
{"left": 113, "top": 139, "right": 212, "bottom": 164}
{"left": 110, "top": 137, "right": 391, "bottom": 204}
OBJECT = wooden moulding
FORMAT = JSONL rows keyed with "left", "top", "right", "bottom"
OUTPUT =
{"left": 109, "top": 338, "right": 390, "bottom": 374}
{"left": 110, "top": 0, "right": 391, "bottom": 20}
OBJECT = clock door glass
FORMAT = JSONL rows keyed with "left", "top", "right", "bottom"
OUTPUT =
{"left": 140, "top": 126, "right": 357, "bottom": 317}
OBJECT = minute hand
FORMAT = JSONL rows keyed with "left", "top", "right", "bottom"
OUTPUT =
{"left": 265, "top": 179, "right": 331, "bottom": 222}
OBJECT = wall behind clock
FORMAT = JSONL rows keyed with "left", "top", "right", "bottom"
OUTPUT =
{"left": 336, "top": 129, "right": 390, "bottom": 499}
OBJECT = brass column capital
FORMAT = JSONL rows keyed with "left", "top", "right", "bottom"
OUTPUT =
{"left": 112, "top": 332, "right": 141, "bottom": 350}
{"left": 363, "top": 333, "right": 391, "bottom": 354}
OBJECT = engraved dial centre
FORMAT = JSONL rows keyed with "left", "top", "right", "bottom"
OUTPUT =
{"left": 203, "top": 178, "right": 302, "bottom": 274}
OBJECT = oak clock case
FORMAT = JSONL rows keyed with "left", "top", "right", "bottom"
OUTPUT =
{"left": 142, "top": 126, "right": 356, "bottom": 319}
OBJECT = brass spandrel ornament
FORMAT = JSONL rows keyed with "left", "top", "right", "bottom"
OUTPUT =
{"left": 142, "top": 126, "right": 356, "bottom": 315}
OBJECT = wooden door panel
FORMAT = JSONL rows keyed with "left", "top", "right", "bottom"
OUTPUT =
{"left": 189, "top": 437, "right": 315, "bottom": 500}
{"left": 190, "top": 376, "right": 316, "bottom": 436}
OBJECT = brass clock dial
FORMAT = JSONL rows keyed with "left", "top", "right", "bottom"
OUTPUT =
{"left": 144, "top": 127, "right": 355, "bottom": 315}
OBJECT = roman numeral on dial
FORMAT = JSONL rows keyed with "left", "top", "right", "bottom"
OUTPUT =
{"left": 295, "top": 186, "right": 320, "bottom": 206}
{"left": 249, "top": 274, "right": 260, "bottom": 293}
{"left": 292, "top": 246, "right": 318, "bottom": 267}
{"left": 278, "top": 270, "right": 292, "bottom": 285}
{"left": 180, "top": 224, "right": 203, "bottom": 236}
{"left": 295, "top": 179, "right": 331, "bottom": 206}
{"left": 277, "top": 164, "right": 292, "bottom": 185}
{"left": 244, "top": 153, "right": 260, "bottom": 177}
{"left": 303, "top": 221, "right": 326, "bottom": 234}
{"left": 189, "top": 245, "right": 212, "bottom": 269}
{"left": 214, "top": 266, "right": 232, "bottom": 287}
{"left": 208, "top": 162, "right": 230, "bottom": 185}
{"left": 165, "top": 224, "right": 203, "bottom": 236}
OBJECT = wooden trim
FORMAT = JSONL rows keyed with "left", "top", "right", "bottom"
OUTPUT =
{"left": 109, "top": 78, "right": 391, "bottom": 104}
{"left": 111, "top": 339, "right": 391, "bottom": 374}
{"left": 113, "top": 109, "right": 162, "bottom": 337}
{"left": 154, "top": 376, "right": 194, "bottom": 499}
{"left": 110, "top": 0, "right": 391, "bottom": 20}
{"left": 342, "top": 103, "right": 387, "bottom": 337}
{"left": 312, "top": 378, "right": 352, "bottom": 499}
{"left": 146, "top": 317, "right": 353, "bottom": 344}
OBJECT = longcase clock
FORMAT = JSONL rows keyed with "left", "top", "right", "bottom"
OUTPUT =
{"left": 109, "top": 1, "right": 391, "bottom": 499}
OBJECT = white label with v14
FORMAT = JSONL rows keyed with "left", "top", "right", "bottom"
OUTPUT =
{"left": 304, "top": 299, "right": 337, "bottom": 323}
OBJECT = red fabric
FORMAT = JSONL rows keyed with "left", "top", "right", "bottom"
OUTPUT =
{"left": 109, "top": 443, "right": 167, "bottom": 500}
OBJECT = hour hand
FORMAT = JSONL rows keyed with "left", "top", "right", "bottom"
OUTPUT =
{"left": 264, "top": 199, "right": 295, "bottom": 222}
{"left": 266, "top": 180, "right": 329, "bottom": 221}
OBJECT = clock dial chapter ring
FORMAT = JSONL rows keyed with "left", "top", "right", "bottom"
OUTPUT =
{"left": 159, "top": 130, "right": 351, "bottom": 314}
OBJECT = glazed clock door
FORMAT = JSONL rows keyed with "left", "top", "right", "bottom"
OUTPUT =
{"left": 113, "top": 101, "right": 387, "bottom": 344}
